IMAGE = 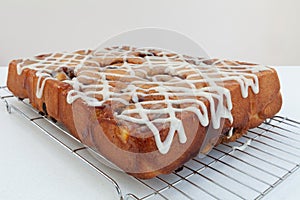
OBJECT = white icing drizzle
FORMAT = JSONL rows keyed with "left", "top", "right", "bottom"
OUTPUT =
{"left": 36, "top": 72, "right": 52, "bottom": 98}
{"left": 227, "top": 127, "right": 234, "bottom": 139}
{"left": 233, "top": 139, "right": 252, "bottom": 151}
{"left": 16, "top": 52, "right": 97, "bottom": 99}
{"left": 16, "top": 46, "right": 270, "bottom": 154}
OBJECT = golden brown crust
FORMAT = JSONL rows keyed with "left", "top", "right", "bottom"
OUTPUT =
{"left": 6, "top": 50, "right": 282, "bottom": 179}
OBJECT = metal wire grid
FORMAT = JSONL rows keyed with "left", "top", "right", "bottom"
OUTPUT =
{"left": 1, "top": 85, "right": 300, "bottom": 200}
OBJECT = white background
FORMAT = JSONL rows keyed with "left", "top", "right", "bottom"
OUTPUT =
{"left": 1, "top": 0, "right": 300, "bottom": 66}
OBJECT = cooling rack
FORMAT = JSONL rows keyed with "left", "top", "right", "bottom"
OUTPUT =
{"left": 1, "top": 85, "right": 300, "bottom": 200}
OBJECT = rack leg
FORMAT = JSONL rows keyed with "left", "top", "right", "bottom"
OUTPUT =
{"left": 4, "top": 98, "right": 12, "bottom": 114}
{"left": 0, "top": 96, "right": 12, "bottom": 114}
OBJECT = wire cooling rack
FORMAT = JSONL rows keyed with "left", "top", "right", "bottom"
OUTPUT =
{"left": 1, "top": 85, "right": 300, "bottom": 200}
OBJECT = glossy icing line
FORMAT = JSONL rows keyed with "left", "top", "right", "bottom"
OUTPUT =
{"left": 35, "top": 72, "right": 52, "bottom": 99}
{"left": 16, "top": 46, "right": 270, "bottom": 154}
{"left": 227, "top": 127, "right": 234, "bottom": 139}
{"left": 233, "top": 139, "right": 252, "bottom": 151}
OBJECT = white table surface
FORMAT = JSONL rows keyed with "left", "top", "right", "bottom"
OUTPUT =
{"left": 0, "top": 66, "right": 299, "bottom": 200}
